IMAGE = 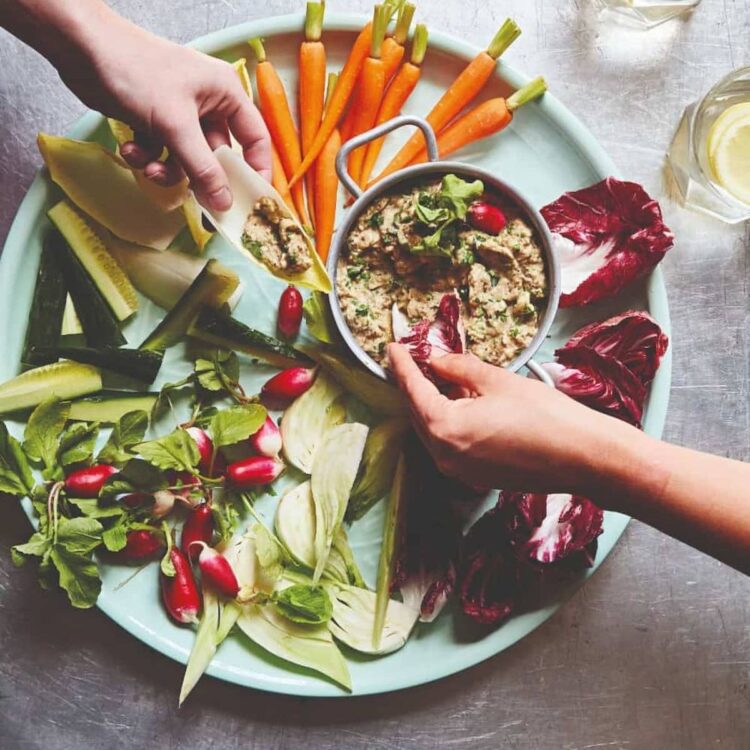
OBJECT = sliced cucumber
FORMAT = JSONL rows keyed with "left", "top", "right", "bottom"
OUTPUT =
{"left": 68, "top": 391, "right": 158, "bottom": 423}
{"left": 60, "top": 294, "right": 83, "bottom": 336}
{"left": 140, "top": 259, "right": 240, "bottom": 353}
{"left": 0, "top": 361, "right": 102, "bottom": 416}
{"left": 190, "top": 309, "right": 312, "bottom": 369}
{"left": 48, "top": 200, "right": 138, "bottom": 321}
{"left": 29, "top": 346, "right": 163, "bottom": 384}
{"left": 51, "top": 229, "right": 126, "bottom": 347}
{"left": 21, "top": 236, "right": 68, "bottom": 367}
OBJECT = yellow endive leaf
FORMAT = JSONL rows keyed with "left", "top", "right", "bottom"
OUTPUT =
{"left": 38, "top": 133, "right": 184, "bottom": 250}
{"left": 182, "top": 193, "right": 213, "bottom": 251}
{"left": 107, "top": 119, "right": 189, "bottom": 212}
{"left": 233, "top": 57, "right": 253, "bottom": 98}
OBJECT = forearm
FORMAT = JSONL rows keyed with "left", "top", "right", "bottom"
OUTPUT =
{"left": 592, "top": 422, "right": 750, "bottom": 573}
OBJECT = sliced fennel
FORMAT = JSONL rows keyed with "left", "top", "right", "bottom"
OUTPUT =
{"left": 237, "top": 604, "right": 351, "bottom": 691}
{"left": 311, "top": 423, "right": 369, "bottom": 582}
{"left": 38, "top": 133, "right": 184, "bottom": 250}
{"left": 326, "top": 581, "right": 418, "bottom": 656}
{"left": 326, "top": 528, "right": 366, "bottom": 588}
{"left": 179, "top": 583, "right": 221, "bottom": 706}
{"left": 280, "top": 371, "right": 346, "bottom": 474}
{"left": 204, "top": 145, "right": 332, "bottom": 293}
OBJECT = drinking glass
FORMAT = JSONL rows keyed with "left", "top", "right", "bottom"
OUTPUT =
{"left": 667, "top": 66, "right": 750, "bottom": 224}
{"left": 595, "top": 0, "right": 702, "bottom": 28}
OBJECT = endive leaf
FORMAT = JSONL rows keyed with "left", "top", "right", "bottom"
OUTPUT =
{"left": 107, "top": 119, "right": 189, "bottom": 212}
{"left": 38, "top": 133, "right": 184, "bottom": 249}
{"left": 311, "top": 423, "right": 369, "bottom": 582}
{"left": 179, "top": 583, "right": 221, "bottom": 706}
{"left": 205, "top": 145, "right": 332, "bottom": 293}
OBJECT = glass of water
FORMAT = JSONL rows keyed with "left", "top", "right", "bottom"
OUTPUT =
{"left": 595, "top": 0, "right": 702, "bottom": 28}
{"left": 667, "top": 66, "right": 750, "bottom": 224}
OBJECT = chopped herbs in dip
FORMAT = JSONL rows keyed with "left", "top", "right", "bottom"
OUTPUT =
{"left": 337, "top": 174, "right": 547, "bottom": 367}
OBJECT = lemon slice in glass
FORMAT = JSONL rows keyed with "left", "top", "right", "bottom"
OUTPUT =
{"left": 707, "top": 103, "right": 750, "bottom": 205}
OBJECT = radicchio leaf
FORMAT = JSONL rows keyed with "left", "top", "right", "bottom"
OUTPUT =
{"left": 391, "top": 293, "right": 465, "bottom": 383}
{"left": 543, "top": 346, "right": 646, "bottom": 426}
{"left": 559, "top": 310, "right": 668, "bottom": 386}
{"left": 541, "top": 177, "right": 674, "bottom": 308}
{"left": 499, "top": 491, "right": 603, "bottom": 568}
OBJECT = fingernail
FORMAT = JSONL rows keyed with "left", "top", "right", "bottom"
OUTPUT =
{"left": 208, "top": 186, "right": 232, "bottom": 211}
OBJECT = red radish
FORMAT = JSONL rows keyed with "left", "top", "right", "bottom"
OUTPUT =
{"left": 115, "top": 530, "right": 164, "bottom": 561}
{"left": 277, "top": 285, "right": 303, "bottom": 339}
{"left": 226, "top": 456, "right": 284, "bottom": 488}
{"left": 261, "top": 367, "right": 317, "bottom": 402}
{"left": 181, "top": 502, "right": 214, "bottom": 560}
{"left": 120, "top": 492, "right": 150, "bottom": 509}
{"left": 161, "top": 546, "right": 201, "bottom": 624}
{"left": 64, "top": 464, "right": 118, "bottom": 498}
{"left": 191, "top": 542, "right": 240, "bottom": 598}
{"left": 249, "top": 415, "right": 282, "bottom": 457}
{"left": 184, "top": 426, "right": 225, "bottom": 477}
{"left": 168, "top": 470, "right": 201, "bottom": 499}
{"left": 151, "top": 490, "right": 176, "bottom": 519}
{"left": 467, "top": 200, "right": 506, "bottom": 235}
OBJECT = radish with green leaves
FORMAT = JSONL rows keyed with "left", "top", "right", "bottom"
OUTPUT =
{"left": 64, "top": 464, "right": 118, "bottom": 498}
{"left": 227, "top": 456, "right": 284, "bottom": 488}
{"left": 261, "top": 367, "right": 317, "bottom": 402}
{"left": 191, "top": 542, "right": 240, "bottom": 598}
{"left": 184, "top": 426, "right": 225, "bottom": 476}
{"left": 249, "top": 416, "right": 282, "bottom": 457}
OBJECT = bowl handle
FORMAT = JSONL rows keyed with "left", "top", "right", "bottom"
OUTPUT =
{"left": 525, "top": 358, "right": 554, "bottom": 387}
{"left": 335, "top": 115, "right": 439, "bottom": 199}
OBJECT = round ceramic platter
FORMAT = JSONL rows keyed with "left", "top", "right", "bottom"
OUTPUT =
{"left": 0, "top": 13, "right": 671, "bottom": 697}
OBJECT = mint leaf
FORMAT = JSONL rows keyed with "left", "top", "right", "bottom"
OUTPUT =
{"left": 209, "top": 404, "right": 267, "bottom": 448}
{"left": 97, "top": 410, "right": 149, "bottom": 466}
{"left": 58, "top": 422, "right": 100, "bottom": 468}
{"left": 23, "top": 397, "right": 70, "bottom": 480}
{"left": 273, "top": 584, "right": 333, "bottom": 625}
{"left": 134, "top": 429, "right": 200, "bottom": 472}
{"left": 0, "top": 422, "right": 34, "bottom": 497}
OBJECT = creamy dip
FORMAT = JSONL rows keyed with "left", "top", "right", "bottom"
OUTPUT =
{"left": 337, "top": 177, "right": 547, "bottom": 367}
{"left": 242, "top": 197, "right": 312, "bottom": 274}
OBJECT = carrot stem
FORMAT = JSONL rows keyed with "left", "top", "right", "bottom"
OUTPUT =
{"left": 304, "top": 1, "right": 324, "bottom": 41}
{"left": 487, "top": 18, "right": 522, "bottom": 60}
{"left": 410, "top": 22, "right": 429, "bottom": 65}
{"left": 325, "top": 72, "right": 339, "bottom": 110}
{"left": 370, "top": 4, "right": 389, "bottom": 59}
{"left": 394, "top": 3, "right": 416, "bottom": 45}
{"left": 248, "top": 37, "right": 266, "bottom": 64}
{"left": 507, "top": 75, "right": 547, "bottom": 110}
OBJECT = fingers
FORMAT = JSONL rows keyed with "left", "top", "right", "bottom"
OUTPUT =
{"left": 120, "top": 141, "right": 157, "bottom": 170}
{"left": 429, "top": 353, "right": 502, "bottom": 394}
{"left": 227, "top": 97, "right": 273, "bottom": 183}
{"left": 388, "top": 344, "right": 445, "bottom": 421}
{"left": 161, "top": 116, "right": 232, "bottom": 210}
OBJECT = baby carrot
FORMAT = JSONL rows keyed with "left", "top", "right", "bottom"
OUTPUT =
{"left": 346, "top": 5, "right": 390, "bottom": 186}
{"left": 359, "top": 23, "right": 428, "bottom": 188}
{"left": 250, "top": 37, "right": 311, "bottom": 227}
{"left": 340, "top": 2, "right": 415, "bottom": 142}
{"left": 299, "top": 2, "right": 326, "bottom": 229}
{"left": 271, "top": 143, "right": 299, "bottom": 221}
{"left": 368, "top": 18, "right": 521, "bottom": 186}
{"left": 314, "top": 73, "right": 341, "bottom": 262}
{"left": 408, "top": 77, "right": 547, "bottom": 166}
{"left": 289, "top": 21, "right": 374, "bottom": 187}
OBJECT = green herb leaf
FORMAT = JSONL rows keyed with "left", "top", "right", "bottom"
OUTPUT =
{"left": 440, "top": 174, "right": 484, "bottom": 218}
{"left": 209, "top": 404, "right": 267, "bottom": 448}
{"left": 273, "top": 584, "right": 333, "bottom": 625}
{"left": 0, "top": 422, "right": 34, "bottom": 497}
{"left": 102, "top": 523, "right": 128, "bottom": 552}
{"left": 97, "top": 410, "right": 149, "bottom": 466}
{"left": 58, "top": 421, "right": 100, "bottom": 468}
{"left": 23, "top": 397, "right": 70, "bottom": 480}
{"left": 134, "top": 429, "right": 201, "bottom": 473}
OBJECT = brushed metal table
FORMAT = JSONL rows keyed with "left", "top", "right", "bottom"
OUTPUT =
{"left": 1, "top": 1, "right": 748, "bottom": 748}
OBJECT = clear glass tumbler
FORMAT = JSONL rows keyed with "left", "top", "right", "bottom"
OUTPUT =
{"left": 667, "top": 66, "right": 750, "bottom": 224}
{"left": 595, "top": 0, "right": 702, "bottom": 29}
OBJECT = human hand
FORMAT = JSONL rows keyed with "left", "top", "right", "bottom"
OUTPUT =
{"left": 54, "top": 7, "right": 271, "bottom": 210}
{"left": 388, "top": 344, "right": 642, "bottom": 497}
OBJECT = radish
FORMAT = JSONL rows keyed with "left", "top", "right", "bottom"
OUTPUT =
{"left": 249, "top": 415, "right": 282, "bottom": 457}
{"left": 191, "top": 542, "right": 240, "bottom": 598}
{"left": 226, "top": 456, "right": 284, "bottom": 488}
{"left": 261, "top": 367, "right": 317, "bottom": 402}
{"left": 161, "top": 546, "right": 201, "bottom": 624}
{"left": 151, "top": 490, "right": 176, "bottom": 519}
{"left": 184, "top": 426, "right": 225, "bottom": 477}
{"left": 181, "top": 502, "right": 214, "bottom": 560}
{"left": 467, "top": 200, "right": 506, "bottom": 234}
{"left": 277, "top": 285, "right": 303, "bottom": 339}
{"left": 120, "top": 492, "right": 150, "bottom": 509}
{"left": 115, "top": 530, "right": 164, "bottom": 561}
{"left": 64, "top": 464, "right": 118, "bottom": 498}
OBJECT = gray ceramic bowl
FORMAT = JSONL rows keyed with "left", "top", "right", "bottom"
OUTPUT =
{"left": 327, "top": 115, "right": 560, "bottom": 384}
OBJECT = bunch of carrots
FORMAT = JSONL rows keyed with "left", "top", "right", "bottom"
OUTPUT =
{"left": 248, "top": 1, "right": 548, "bottom": 262}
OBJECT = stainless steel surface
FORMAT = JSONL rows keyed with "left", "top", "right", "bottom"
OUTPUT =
{"left": 328, "top": 152, "right": 561, "bottom": 382}
{"left": 1, "top": 1, "right": 749, "bottom": 748}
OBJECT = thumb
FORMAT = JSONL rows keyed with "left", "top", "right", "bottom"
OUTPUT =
{"left": 429, "top": 353, "right": 504, "bottom": 394}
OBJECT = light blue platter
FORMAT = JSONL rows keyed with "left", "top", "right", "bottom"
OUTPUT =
{"left": 0, "top": 14, "right": 671, "bottom": 697}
